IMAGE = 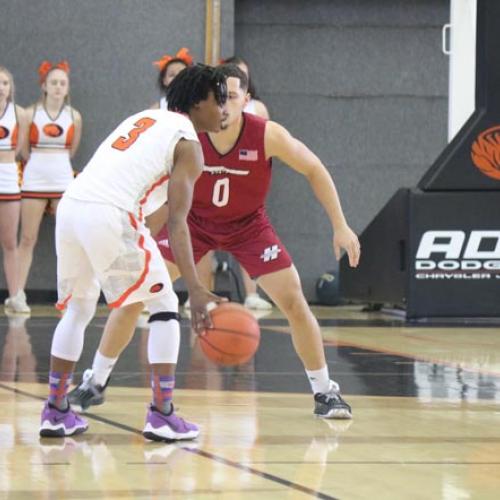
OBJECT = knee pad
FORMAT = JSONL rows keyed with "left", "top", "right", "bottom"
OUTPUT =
{"left": 148, "top": 311, "right": 180, "bottom": 323}
{"left": 145, "top": 291, "right": 181, "bottom": 364}
{"left": 147, "top": 317, "right": 180, "bottom": 364}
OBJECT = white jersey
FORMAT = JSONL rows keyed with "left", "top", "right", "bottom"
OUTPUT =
{"left": 159, "top": 96, "right": 168, "bottom": 110}
{"left": 65, "top": 109, "right": 198, "bottom": 219}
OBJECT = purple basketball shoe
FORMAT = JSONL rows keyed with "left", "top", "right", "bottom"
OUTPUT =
{"left": 143, "top": 404, "right": 199, "bottom": 442}
{"left": 39, "top": 401, "right": 88, "bottom": 438}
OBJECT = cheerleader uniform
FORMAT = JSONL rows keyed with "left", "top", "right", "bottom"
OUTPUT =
{"left": 22, "top": 103, "right": 75, "bottom": 199}
{"left": 0, "top": 102, "right": 21, "bottom": 201}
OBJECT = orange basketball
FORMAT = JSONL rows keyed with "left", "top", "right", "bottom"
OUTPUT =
{"left": 199, "top": 302, "right": 260, "bottom": 366}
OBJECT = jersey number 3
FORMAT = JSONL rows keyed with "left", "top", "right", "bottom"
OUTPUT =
{"left": 112, "top": 117, "right": 156, "bottom": 151}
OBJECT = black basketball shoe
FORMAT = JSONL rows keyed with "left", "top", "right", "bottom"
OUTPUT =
{"left": 67, "top": 369, "right": 109, "bottom": 411}
{"left": 313, "top": 381, "right": 352, "bottom": 419}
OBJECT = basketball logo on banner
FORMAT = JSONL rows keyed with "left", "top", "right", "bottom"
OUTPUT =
{"left": 471, "top": 125, "right": 500, "bottom": 180}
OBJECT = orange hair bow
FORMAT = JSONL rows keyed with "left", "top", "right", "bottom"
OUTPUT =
{"left": 38, "top": 60, "right": 70, "bottom": 84}
{"left": 153, "top": 48, "right": 193, "bottom": 72}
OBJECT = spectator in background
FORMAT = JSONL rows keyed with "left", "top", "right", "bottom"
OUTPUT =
{"left": 0, "top": 66, "right": 29, "bottom": 313}
{"left": 151, "top": 48, "right": 194, "bottom": 110}
{"left": 17, "top": 61, "right": 82, "bottom": 314}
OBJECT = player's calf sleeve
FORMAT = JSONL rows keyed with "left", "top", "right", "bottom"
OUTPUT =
{"left": 50, "top": 298, "right": 97, "bottom": 362}
{"left": 144, "top": 292, "right": 180, "bottom": 364}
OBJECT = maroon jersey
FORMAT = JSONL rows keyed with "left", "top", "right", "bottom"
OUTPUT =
{"left": 193, "top": 112, "right": 271, "bottom": 222}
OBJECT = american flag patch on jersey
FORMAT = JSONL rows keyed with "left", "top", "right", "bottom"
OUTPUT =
{"left": 239, "top": 149, "right": 258, "bottom": 161}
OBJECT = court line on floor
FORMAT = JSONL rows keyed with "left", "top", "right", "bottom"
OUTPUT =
{"left": 259, "top": 318, "right": 500, "bottom": 328}
{"left": 246, "top": 460, "right": 500, "bottom": 465}
{"left": 0, "top": 382, "right": 339, "bottom": 500}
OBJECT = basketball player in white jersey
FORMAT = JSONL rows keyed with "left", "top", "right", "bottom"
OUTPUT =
{"left": 0, "top": 67, "right": 29, "bottom": 313}
{"left": 17, "top": 61, "right": 83, "bottom": 313}
{"left": 39, "top": 64, "right": 228, "bottom": 441}
{"left": 151, "top": 48, "right": 194, "bottom": 110}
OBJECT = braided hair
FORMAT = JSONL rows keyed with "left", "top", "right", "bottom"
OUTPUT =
{"left": 167, "top": 64, "right": 227, "bottom": 113}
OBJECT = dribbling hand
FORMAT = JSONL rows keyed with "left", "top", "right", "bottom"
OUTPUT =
{"left": 188, "top": 287, "right": 227, "bottom": 335}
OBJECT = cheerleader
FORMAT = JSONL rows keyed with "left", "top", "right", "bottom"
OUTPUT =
{"left": 151, "top": 47, "right": 193, "bottom": 109}
{"left": 0, "top": 67, "right": 29, "bottom": 313}
{"left": 17, "top": 61, "right": 82, "bottom": 312}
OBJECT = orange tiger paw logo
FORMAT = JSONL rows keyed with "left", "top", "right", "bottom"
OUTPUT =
{"left": 149, "top": 283, "right": 164, "bottom": 293}
{"left": 0, "top": 126, "right": 10, "bottom": 140}
{"left": 43, "top": 123, "right": 64, "bottom": 138}
{"left": 471, "top": 125, "right": 500, "bottom": 180}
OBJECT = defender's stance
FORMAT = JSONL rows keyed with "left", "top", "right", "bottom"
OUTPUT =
{"left": 40, "top": 65, "right": 227, "bottom": 441}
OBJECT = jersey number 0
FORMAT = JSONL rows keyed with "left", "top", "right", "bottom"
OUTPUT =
{"left": 112, "top": 117, "right": 156, "bottom": 151}
{"left": 212, "top": 178, "right": 230, "bottom": 207}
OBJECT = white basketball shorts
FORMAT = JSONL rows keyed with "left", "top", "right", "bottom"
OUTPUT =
{"left": 55, "top": 197, "right": 172, "bottom": 309}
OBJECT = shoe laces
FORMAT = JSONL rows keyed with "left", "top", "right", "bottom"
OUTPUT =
{"left": 320, "top": 381, "right": 342, "bottom": 402}
{"left": 322, "top": 390, "right": 341, "bottom": 403}
{"left": 79, "top": 369, "right": 95, "bottom": 391}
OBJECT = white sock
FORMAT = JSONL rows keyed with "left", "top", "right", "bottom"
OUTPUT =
{"left": 92, "top": 351, "right": 117, "bottom": 386}
{"left": 306, "top": 366, "right": 331, "bottom": 394}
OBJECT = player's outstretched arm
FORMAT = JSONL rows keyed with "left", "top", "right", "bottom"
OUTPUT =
{"left": 167, "top": 138, "right": 224, "bottom": 332}
{"left": 264, "top": 121, "right": 360, "bottom": 267}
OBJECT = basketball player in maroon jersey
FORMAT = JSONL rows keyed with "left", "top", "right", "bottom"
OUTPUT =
{"left": 70, "top": 64, "right": 360, "bottom": 419}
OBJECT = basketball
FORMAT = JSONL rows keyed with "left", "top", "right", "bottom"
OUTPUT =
{"left": 199, "top": 302, "right": 260, "bottom": 366}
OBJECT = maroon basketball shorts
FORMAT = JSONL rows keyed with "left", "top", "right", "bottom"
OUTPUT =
{"left": 155, "top": 211, "right": 292, "bottom": 279}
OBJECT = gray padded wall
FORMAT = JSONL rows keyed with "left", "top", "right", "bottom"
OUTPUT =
{"left": 235, "top": 0, "right": 449, "bottom": 300}
{"left": 1, "top": 0, "right": 234, "bottom": 294}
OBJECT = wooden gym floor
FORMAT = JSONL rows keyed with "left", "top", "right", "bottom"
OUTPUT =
{"left": 1, "top": 305, "right": 500, "bottom": 499}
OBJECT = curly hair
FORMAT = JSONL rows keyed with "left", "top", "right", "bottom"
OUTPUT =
{"left": 167, "top": 64, "right": 227, "bottom": 113}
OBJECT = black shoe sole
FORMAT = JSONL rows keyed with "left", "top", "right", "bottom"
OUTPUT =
{"left": 40, "top": 426, "right": 88, "bottom": 438}
{"left": 142, "top": 431, "right": 177, "bottom": 443}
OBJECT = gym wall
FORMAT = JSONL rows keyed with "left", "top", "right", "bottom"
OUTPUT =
{"left": 1, "top": 0, "right": 448, "bottom": 302}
